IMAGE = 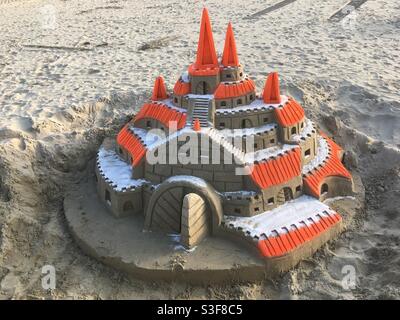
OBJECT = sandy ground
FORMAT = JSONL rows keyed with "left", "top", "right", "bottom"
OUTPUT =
{"left": 0, "top": 0, "right": 399, "bottom": 299}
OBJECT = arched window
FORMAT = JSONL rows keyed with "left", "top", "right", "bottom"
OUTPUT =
{"left": 321, "top": 183, "right": 329, "bottom": 194}
{"left": 123, "top": 201, "right": 133, "bottom": 212}
{"left": 105, "top": 190, "right": 111, "bottom": 204}
{"left": 241, "top": 119, "right": 252, "bottom": 128}
{"left": 237, "top": 98, "right": 243, "bottom": 105}
{"left": 291, "top": 127, "right": 297, "bottom": 135}
{"left": 221, "top": 101, "right": 227, "bottom": 107}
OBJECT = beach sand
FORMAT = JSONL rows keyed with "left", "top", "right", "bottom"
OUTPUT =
{"left": 0, "top": 0, "right": 399, "bottom": 299}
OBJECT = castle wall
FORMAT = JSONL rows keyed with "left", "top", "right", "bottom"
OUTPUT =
{"left": 221, "top": 175, "right": 303, "bottom": 216}
{"left": 190, "top": 74, "right": 220, "bottom": 94}
{"left": 220, "top": 65, "right": 244, "bottom": 81}
{"left": 172, "top": 94, "right": 190, "bottom": 109}
{"left": 297, "top": 130, "right": 318, "bottom": 165}
{"left": 134, "top": 118, "right": 168, "bottom": 133}
{"left": 313, "top": 176, "right": 354, "bottom": 202}
{"left": 215, "top": 92, "right": 256, "bottom": 109}
{"left": 95, "top": 165, "right": 143, "bottom": 218}
{"left": 237, "top": 128, "right": 278, "bottom": 152}
{"left": 279, "top": 119, "right": 306, "bottom": 143}
{"left": 215, "top": 108, "right": 276, "bottom": 129}
{"left": 221, "top": 192, "right": 265, "bottom": 217}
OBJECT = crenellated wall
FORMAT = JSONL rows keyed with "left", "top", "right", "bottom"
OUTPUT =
{"left": 215, "top": 108, "right": 276, "bottom": 129}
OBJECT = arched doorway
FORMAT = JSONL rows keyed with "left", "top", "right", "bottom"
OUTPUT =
{"left": 144, "top": 176, "right": 223, "bottom": 248}
{"left": 277, "top": 187, "right": 293, "bottom": 205}
{"left": 196, "top": 81, "right": 210, "bottom": 94}
{"left": 321, "top": 183, "right": 329, "bottom": 195}
{"left": 241, "top": 118, "right": 252, "bottom": 128}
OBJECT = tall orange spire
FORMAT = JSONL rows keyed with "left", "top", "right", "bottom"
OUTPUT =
{"left": 151, "top": 76, "right": 168, "bottom": 101}
{"left": 221, "top": 22, "right": 239, "bottom": 67}
{"left": 263, "top": 72, "right": 281, "bottom": 104}
{"left": 195, "top": 8, "right": 218, "bottom": 67}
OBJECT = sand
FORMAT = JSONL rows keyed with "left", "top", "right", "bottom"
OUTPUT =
{"left": 0, "top": 0, "right": 399, "bottom": 299}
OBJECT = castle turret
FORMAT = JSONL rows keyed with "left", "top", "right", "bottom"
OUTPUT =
{"left": 263, "top": 72, "right": 281, "bottom": 104}
{"left": 151, "top": 76, "right": 168, "bottom": 101}
{"left": 220, "top": 22, "right": 244, "bottom": 83}
{"left": 188, "top": 8, "right": 220, "bottom": 94}
{"left": 221, "top": 22, "right": 239, "bottom": 67}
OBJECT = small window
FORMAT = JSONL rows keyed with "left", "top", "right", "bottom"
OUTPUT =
{"left": 105, "top": 190, "right": 111, "bottom": 204}
{"left": 123, "top": 201, "right": 133, "bottom": 212}
{"left": 234, "top": 208, "right": 241, "bottom": 214}
{"left": 254, "top": 207, "right": 260, "bottom": 212}
{"left": 321, "top": 183, "right": 329, "bottom": 194}
{"left": 118, "top": 147, "right": 123, "bottom": 154}
{"left": 221, "top": 101, "right": 227, "bottom": 107}
{"left": 270, "top": 139, "right": 275, "bottom": 144}
{"left": 268, "top": 197, "right": 274, "bottom": 204}
{"left": 291, "top": 127, "right": 297, "bottom": 135}
{"left": 237, "top": 98, "right": 243, "bottom": 105}
{"left": 219, "top": 122, "right": 225, "bottom": 129}
{"left": 305, "top": 149, "right": 311, "bottom": 157}
{"left": 250, "top": 94, "right": 254, "bottom": 100}
{"left": 296, "top": 185, "right": 301, "bottom": 192}
{"left": 174, "top": 97, "right": 178, "bottom": 103}
{"left": 254, "top": 143, "right": 258, "bottom": 149}
{"left": 226, "top": 74, "right": 232, "bottom": 78}
{"left": 263, "top": 117, "right": 269, "bottom": 123}
{"left": 146, "top": 120, "right": 151, "bottom": 128}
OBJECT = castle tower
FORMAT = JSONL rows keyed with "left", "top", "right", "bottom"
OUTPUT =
{"left": 151, "top": 76, "right": 168, "bottom": 101}
{"left": 97, "top": 8, "right": 354, "bottom": 253}
{"left": 188, "top": 8, "right": 220, "bottom": 95}
{"left": 263, "top": 72, "right": 281, "bottom": 104}
{"left": 220, "top": 22, "right": 242, "bottom": 81}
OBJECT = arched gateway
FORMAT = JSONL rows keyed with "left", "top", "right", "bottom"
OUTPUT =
{"left": 144, "top": 176, "right": 224, "bottom": 248}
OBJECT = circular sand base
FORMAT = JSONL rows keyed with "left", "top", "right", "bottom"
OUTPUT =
{"left": 64, "top": 170, "right": 364, "bottom": 284}
{"left": 64, "top": 175, "right": 266, "bottom": 284}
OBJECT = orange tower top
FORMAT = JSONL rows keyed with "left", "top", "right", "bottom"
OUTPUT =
{"left": 263, "top": 72, "right": 281, "bottom": 104}
{"left": 193, "top": 118, "right": 201, "bottom": 131}
{"left": 151, "top": 76, "right": 168, "bottom": 101}
{"left": 195, "top": 8, "right": 218, "bottom": 68}
{"left": 221, "top": 22, "right": 239, "bottom": 67}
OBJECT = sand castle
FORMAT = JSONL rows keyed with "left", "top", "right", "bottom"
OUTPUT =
{"left": 94, "top": 9, "right": 353, "bottom": 268}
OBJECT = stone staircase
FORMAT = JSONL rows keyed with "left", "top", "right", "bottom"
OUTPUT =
{"left": 189, "top": 97, "right": 212, "bottom": 128}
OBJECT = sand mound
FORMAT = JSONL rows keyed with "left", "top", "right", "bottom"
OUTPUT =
{"left": 0, "top": 86, "right": 398, "bottom": 299}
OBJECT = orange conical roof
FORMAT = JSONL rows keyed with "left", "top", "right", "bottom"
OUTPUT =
{"left": 221, "top": 22, "right": 239, "bottom": 67}
{"left": 195, "top": 8, "right": 218, "bottom": 67}
{"left": 193, "top": 118, "right": 201, "bottom": 131}
{"left": 151, "top": 76, "right": 168, "bottom": 101}
{"left": 263, "top": 72, "right": 281, "bottom": 104}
